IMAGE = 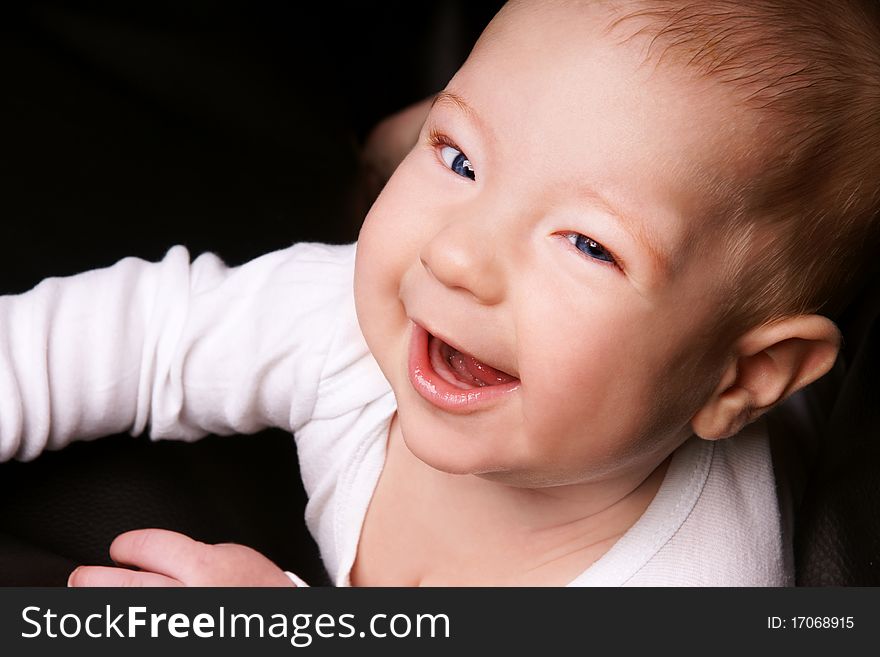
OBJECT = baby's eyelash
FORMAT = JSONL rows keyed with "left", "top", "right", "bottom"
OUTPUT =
{"left": 427, "top": 128, "right": 475, "bottom": 181}
{"left": 427, "top": 128, "right": 460, "bottom": 151}
{"left": 560, "top": 232, "right": 621, "bottom": 270}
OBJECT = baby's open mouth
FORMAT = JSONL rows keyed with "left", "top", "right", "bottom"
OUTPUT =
{"left": 407, "top": 322, "right": 520, "bottom": 412}
{"left": 428, "top": 333, "right": 519, "bottom": 390}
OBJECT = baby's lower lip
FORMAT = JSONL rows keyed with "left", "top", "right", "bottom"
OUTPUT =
{"left": 407, "top": 322, "right": 520, "bottom": 413}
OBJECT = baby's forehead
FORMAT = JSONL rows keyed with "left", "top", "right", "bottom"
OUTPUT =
{"left": 456, "top": 7, "right": 769, "bottom": 203}
{"left": 480, "top": 1, "right": 815, "bottom": 117}
{"left": 470, "top": 1, "right": 767, "bottom": 120}
{"left": 471, "top": 3, "right": 793, "bottom": 185}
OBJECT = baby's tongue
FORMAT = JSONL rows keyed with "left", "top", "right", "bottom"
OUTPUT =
{"left": 441, "top": 341, "right": 518, "bottom": 387}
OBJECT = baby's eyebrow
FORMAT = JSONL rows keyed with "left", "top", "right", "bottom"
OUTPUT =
{"left": 587, "top": 191, "right": 673, "bottom": 282}
{"left": 431, "top": 90, "right": 483, "bottom": 128}
{"left": 605, "top": 203, "right": 670, "bottom": 277}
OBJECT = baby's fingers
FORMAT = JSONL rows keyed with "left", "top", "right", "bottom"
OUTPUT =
{"left": 109, "top": 528, "right": 208, "bottom": 583}
{"left": 68, "top": 566, "right": 182, "bottom": 588}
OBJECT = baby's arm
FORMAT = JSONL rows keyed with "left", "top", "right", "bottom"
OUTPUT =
{"left": 0, "top": 242, "right": 341, "bottom": 461}
{"left": 0, "top": 243, "right": 348, "bottom": 585}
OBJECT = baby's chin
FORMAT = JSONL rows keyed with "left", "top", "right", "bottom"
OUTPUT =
{"left": 396, "top": 416, "right": 510, "bottom": 476}
{"left": 398, "top": 424, "right": 585, "bottom": 488}
{"left": 399, "top": 427, "right": 498, "bottom": 476}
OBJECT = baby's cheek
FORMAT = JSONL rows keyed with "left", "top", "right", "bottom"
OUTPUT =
{"left": 522, "top": 350, "right": 655, "bottom": 458}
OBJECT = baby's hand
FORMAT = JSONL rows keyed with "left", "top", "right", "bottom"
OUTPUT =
{"left": 67, "top": 528, "right": 301, "bottom": 587}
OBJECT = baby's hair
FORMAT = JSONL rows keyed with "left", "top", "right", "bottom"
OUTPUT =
{"left": 605, "top": 0, "right": 880, "bottom": 333}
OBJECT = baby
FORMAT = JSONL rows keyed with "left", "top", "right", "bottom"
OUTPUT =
{"left": 2, "top": 0, "right": 878, "bottom": 586}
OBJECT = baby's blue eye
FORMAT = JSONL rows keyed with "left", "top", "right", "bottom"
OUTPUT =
{"left": 565, "top": 233, "right": 615, "bottom": 264}
{"left": 440, "top": 145, "right": 476, "bottom": 180}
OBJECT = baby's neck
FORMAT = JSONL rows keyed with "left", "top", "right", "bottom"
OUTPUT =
{"left": 355, "top": 414, "right": 671, "bottom": 586}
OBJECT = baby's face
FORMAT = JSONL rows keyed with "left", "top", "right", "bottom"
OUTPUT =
{"left": 355, "top": 1, "right": 765, "bottom": 487}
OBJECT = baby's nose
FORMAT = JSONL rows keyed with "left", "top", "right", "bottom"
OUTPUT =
{"left": 419, "top": 221, "right": 505, "bottom": 305}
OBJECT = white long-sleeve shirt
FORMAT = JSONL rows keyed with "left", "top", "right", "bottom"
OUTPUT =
{"left": 0, "top": 242, "right": 791, "bottom": 585}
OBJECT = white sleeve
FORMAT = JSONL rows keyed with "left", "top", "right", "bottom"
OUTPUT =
{"left": 0, "top": 242, "right": 355, "bottom": 462}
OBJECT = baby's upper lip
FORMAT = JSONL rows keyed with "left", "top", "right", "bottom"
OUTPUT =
{"left": 413, "top": 319, "right": 520, "bottom": 380}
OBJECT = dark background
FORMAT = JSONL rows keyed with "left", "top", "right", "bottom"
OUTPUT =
{"left": 0, "top": 0, "right": 877, "bottom": 587}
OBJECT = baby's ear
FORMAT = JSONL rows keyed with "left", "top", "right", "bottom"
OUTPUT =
{"left": 690, "top": 314, "right": 841, "bottom": 440}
